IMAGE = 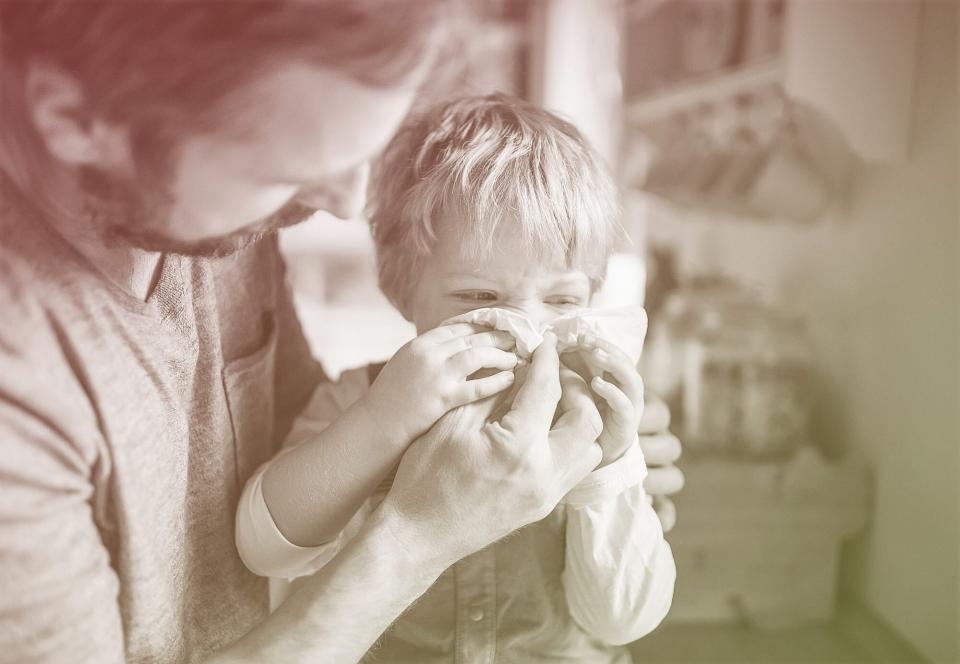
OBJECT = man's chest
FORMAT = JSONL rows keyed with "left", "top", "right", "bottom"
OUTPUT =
{"left": 71, "top": 247, "right": 289, "bottom": 659}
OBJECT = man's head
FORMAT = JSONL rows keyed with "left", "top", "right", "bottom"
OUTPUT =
{"left": 0, "top": 0, "right": 447, "bottom": 255}
{"left": 367, "top": 93, "right": 623, "bottom": 332}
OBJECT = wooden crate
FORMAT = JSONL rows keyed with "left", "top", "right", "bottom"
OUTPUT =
{"left": 665, "top": 447, "right": 870, "bottom": 627}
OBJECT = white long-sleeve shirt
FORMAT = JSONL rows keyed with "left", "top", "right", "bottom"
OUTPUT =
{"left": 236, "top": 366, "right": 675, "bottom": 663}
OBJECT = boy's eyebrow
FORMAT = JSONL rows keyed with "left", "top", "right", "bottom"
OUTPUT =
{"left": 547, "top": 274, "right": 591, "bottom": 288}
{"left": 442, "top": 271, "right": 495, "bottom": 280}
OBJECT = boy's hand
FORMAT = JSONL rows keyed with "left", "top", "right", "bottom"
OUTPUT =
{"left": 576, "top": 335, "right": 645, "bottom": 467}
{"left": 364, "top": 323, "right": 519, "bottom": 445}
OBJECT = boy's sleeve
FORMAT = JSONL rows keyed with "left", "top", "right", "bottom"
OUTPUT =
{"left": 561, "top": 439, "right": 676, "bottom": 646}
{"left": 235, "top": 369, "right": 374, "bottom": 579}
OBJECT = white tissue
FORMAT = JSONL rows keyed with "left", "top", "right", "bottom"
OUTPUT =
{"left": 444, "top": 306, "right": 648, "bottom": 363}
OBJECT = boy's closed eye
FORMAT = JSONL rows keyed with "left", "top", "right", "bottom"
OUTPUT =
{"left": 544, "top": 295, "right": 585, "bottom": 308}
{"left": 451, "top": 291, "right": 586, "bottom": 309}
{"left": 451, "top": 290, "right": 499, "bottom": 303}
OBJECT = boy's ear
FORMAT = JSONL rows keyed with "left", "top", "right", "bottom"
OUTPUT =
{"left": 395, "top": 295, "right": 415, "bottom": 323}
{"left": 387, "top": 286, "right": 414, "bottom": 323}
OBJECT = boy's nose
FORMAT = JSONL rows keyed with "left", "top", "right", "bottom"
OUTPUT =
{"left": 295, "top": 163, "right": 370, "bottom": 220}
{"left": 503, "top": 303, "right": 555, "bottom": 329}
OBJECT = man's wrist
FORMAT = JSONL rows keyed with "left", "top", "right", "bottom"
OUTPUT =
{"left": 367, "top": 500, "right": 455, "bottom": 582}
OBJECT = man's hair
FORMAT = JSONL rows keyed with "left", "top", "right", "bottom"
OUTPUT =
{"left": 1, "top": 0, "right": 444, "bottom": 109}
{"left": 368, "top": 93, "right": 622, "bottom": 312}
{"left": 0, "top": 0, "right": 447, "bottom": 205}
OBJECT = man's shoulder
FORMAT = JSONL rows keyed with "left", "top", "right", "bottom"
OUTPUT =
{"left": 0, "top": 202, "right": 81, "bottom": 346}
{"left": 0, "top": 195, "right": 99, "bottom": 419}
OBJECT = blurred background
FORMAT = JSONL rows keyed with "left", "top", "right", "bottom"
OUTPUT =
{"left": 279, "top": 1, "right": 958, "bottom": 662}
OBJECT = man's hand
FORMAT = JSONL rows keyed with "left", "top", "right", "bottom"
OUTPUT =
{"left": 638, "top": 394, "right": 684, "bottom": 532}
{"left": 379, "top": 332, "right": 603, "bottom": 566}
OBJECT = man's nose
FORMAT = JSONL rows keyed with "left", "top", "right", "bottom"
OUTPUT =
{"left": 295, "top": 163, "right": 370, "bottom": 220}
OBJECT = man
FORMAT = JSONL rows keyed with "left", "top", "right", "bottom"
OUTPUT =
{"left": 0, "top": 2, "right": 684, "bottom": 662}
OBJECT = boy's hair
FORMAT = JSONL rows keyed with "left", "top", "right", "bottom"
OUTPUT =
{"left": 369, "top": 93, "right": 623, "bottom": 313}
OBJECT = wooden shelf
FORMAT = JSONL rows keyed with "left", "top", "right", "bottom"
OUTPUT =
{"left": 627, "top": 59, "right": 783, "bottom": 126}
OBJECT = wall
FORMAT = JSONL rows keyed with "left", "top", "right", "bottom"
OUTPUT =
{"left": 640, "top": 1, "right": 958, "bottom": 661}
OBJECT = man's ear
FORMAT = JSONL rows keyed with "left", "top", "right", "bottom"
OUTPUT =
{"left": 25, "top": 62, "right": 130, "bottom": 169}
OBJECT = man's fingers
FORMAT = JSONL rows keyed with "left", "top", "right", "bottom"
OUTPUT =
{"left": 637, "top": 432, "right": 682, "bottom": 466}
{"left": 498, "top": 331, "right": 561, "bottom": 433}
{"left": 557, "top": 366, "right": 593, "bottom": 414}
{"left": 580, "top": 441, "right": 603, "bottom": 475}
{"left": 549, "top": 368, "right": 603, "bottom": 488}
{"left": 552, "top": 396, "right": 603, "bottom": 446}
{"left": 452, "top": 347, "right": 518, "bottom": 376}
{"left": 639, "top": 394, "right": 671, "bottom": 434}
{"left": 549, "top": 427, "right": 603, "bottom": 486}
{"left": 643, "top": 463, "right": 685, "bottom": 497}
{"left": 652, "top": 496, "right": 677, "bottom": 533}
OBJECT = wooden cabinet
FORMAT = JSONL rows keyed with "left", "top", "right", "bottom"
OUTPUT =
{"left": 666, "top": 448, "right": 870, "bottom": 627}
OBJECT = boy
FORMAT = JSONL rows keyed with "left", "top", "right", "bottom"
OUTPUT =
{"left": 236, "top": 94, "right": 675, "bottom": 662}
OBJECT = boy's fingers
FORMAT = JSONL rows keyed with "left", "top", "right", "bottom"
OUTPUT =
{"left": 446, "top": 330, "right": 516, "bottom": 354}
{"left": 453, "top": 347, "right": 518, "bottom": 375}
{"left": 590, "top": 377, "right": 634, "bottom": 424}
{"left": 426, "top": 322, "right": 484, "bottom": 343}
{"left": 583, "top": 337, "right": 635, "bottom": 366}
{"left": 499, "top": 331, "right": 561, "bottom": 434}
{"left": 584, "top": 342, "right": 643, "bottom": 402}
{"left": 457, "top": 371, "right": 516, "bottom": 404}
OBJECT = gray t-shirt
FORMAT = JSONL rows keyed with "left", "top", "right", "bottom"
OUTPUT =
{"left": 0, "top": 183, "right": 324, "bottom": 662}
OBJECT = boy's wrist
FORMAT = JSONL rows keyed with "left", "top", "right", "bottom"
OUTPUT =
{"left": 353, "top": 395, "right": 410, "bottom": 451}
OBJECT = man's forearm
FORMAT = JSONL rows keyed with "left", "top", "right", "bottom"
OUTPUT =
{"left": 207, "top": 506, "right": 446, "bottom": 664}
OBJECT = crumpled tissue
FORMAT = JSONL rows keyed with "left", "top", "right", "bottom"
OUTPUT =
{"left": 444, "top": 306, "right": 648, "bottom": 364}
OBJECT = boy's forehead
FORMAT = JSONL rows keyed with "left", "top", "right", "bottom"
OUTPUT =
{"left": 435, "top": 224, "right": 564, "bottom": 270}
{"left": 437, "top": 246, "right": 591, "bottom": 290}
{"left": 429, "top": 210, "right": 604, "bottom": 284}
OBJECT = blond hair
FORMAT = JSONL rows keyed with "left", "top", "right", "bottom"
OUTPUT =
{"left": 368, "top": 93, "right": 623, "bottom": 313}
